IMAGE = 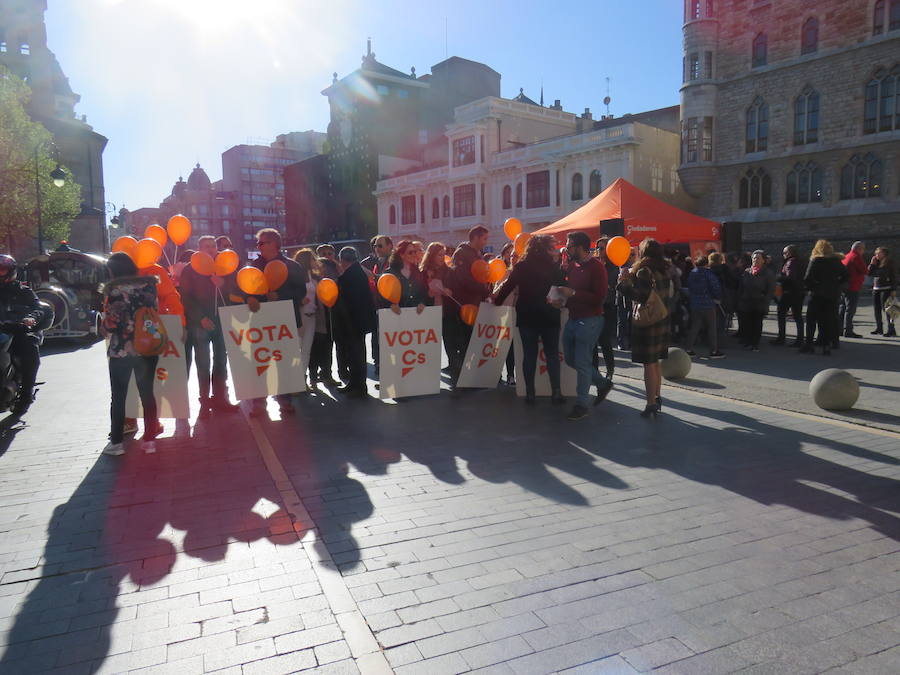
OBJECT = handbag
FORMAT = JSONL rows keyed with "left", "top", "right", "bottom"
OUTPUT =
{"left": 884, "top": 292, "right": 900, "bottom": 321}
{"left": 632, "top": 274, "right": 669, "bottom": 327}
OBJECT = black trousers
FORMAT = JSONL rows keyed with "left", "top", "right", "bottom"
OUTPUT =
{"left": 776, "top": 294, "right": 804, "bottom": 342}
{"left": 805, "top": 296, "right": 839, "bottom": 346}
{"left": 873, "top": 289, "right": 896, "bottom": 332}
{"left": 445, "top": 315, "right": 473, "bottom": 382}
{"left": 743, "top": 310, "right": 765, "bottom": 348}
{"left": 109, "top": 355, "right": 158, "bottom": 444}
{"left": 338, "top": 333, "right": 367, "bottom": 391}
{"left": 309, "top": 331, "right": 333, "bottom": 379}
{"left": 9, "top": 334, "right": 40, "bottom": 395}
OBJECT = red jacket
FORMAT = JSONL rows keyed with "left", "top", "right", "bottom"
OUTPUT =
{"left": 842, "top": 250, "right": 867, "bottom": 292}
{"left": 565, "top": 257, "right": 607, "bottom": 319}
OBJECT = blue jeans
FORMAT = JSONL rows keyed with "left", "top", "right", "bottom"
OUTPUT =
{"left": 563, "top": 315, "right": 609, "bottom": 407}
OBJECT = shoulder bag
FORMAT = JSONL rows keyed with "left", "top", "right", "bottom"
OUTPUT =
{"left": 632, "top": 274, "right": 669, "bottom": 327}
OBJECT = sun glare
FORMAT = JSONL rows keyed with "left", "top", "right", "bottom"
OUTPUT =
{"left": 148, "top": 0, "right": 291, "bottom": 38}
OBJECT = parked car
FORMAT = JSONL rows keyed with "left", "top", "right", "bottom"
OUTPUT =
{"left": 24, "top": 251, "right": 108, "bottom": 340}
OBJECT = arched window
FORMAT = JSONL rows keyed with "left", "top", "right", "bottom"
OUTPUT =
{"left": 442, "top": 195, "right": 450, "bottom": 218}
{"left": 794, "top": 87, "right": 820, "bottom": 145}
{"left": 752, "top": 33, "right": 767, "bottom": 68}
{"left": 746, "top": 97, "right": 769, "bottom": 153}
{"left": 864, "top": 65, "right": 899, "bottom": 133}
{"left": 785, "top": 162, "right": 823, "bottom": 204}
{"left": 874, "top": 0, "right": 885, "bottom": 34}
{"left": 589, "top": 170, "right": 602, "bottom": 198}
{"left": 515, "top": 183, "right": 522, "bottom": 208}
{"left": 738, "top": 168, "right": 772, "bottom": 208}
{"left": 432, "top": 198, "right": 440, "bottom": 219}
{"left": 389, "top": 204, "right": 396, "bottom": 225}
{"left": 840, "top": 153, "right": 883, "bottom": 199}
{"left": 571, "top": 173, "right": 583, "bottom": 201}
{"left": 801, "top": 17, "right": 818, "bottom": 55}
{"left": 502, "top": 185, "right": 512, "bottom": 210}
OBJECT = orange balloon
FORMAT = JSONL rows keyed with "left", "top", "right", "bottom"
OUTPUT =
{"left": 145, "top": 224, "right": 168, "bottom": 248}
{"left": 142, "top": 264, "right": 174, "bottom": 293}
{"left": 605, "top": 236, "right": 631, "bottom": 267}
{"left": 190, "top": 251, "right": 215, "bottom": 276}
{"left": 488, "top": 258, "right": 507, "bottom": 283}
{"left": 514, "top": 232, "right": 532, "bottom": 257}
{"left": 112, "top": 235, "right": 137, "bottom": 255}
{"left": 460, "top": 304, "right": 479, "bottom": 326}
{"left": 377, "top": 273, "right": 401, "bottom": 304}
{"left": 237, "top": 266, "right": 269, "bottom": 296}
{"left": 444, "top": 254, "right": 452, "bottom": 267}
{"left": 166, "top": 214, "right": 192, "bottom": 246}
{"left": 503, "top": 217, "right": 522, "bottom": 241}
{"left": 264, "top": 260, "right": 289, "bottom": 291}
{"left": 316, "top": 279, "right": 339, "bottom": 307}
{"left": 471, "top": 259, "right": 490, "bottom": 284}
{"left": 214, "top": 249, "right": 239, "bottom": 276}
{"left": 133, "top": 238, "right": 163, "bottom": 268}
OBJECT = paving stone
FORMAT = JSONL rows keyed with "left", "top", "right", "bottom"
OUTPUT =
{"left": 242, "top": 649, "right": 317, "bottom": 675}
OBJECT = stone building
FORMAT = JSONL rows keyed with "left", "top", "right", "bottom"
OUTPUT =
{"left": 0, "top": 0, "right": 108, "bottom": 255}
{"left": 679, "top": 0, "right": 900, "bottom": 254}
{"left": 373, "top": 100, "right": 687, "bottom": 252}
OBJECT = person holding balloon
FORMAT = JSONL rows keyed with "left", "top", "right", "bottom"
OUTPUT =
{"left": 446, "top": 226, "right": 491, "bottom": 387}
{"left": 386, "top": 241, "right": 429, "bottom": 314}
{"left": 332, "top": 247, "right": 376, "bottom": 399}
{"left": 180, "top": 235, "right": 240, "bottom": 415}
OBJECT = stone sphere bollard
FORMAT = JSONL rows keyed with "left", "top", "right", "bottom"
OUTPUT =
{"left": 661, "top": 347, "right": 692, "bottom": 380}
{"left": 809, "top": 368, "right": 859, "bottom": 410}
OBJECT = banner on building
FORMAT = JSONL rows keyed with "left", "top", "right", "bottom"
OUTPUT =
{"left": 378, "top": 306, "right": 442, "bottom": 399}
{"left": 126, "top": 314, "right": 190, "bottom": 419}
{"left": 457, "top": 302, "right": 515, "bottom": 388}
{"left": 219, "top": 300, "right": 305, "bottom": 400}
{"left": 512, "top": 309, "right": 577, "bottom": 398}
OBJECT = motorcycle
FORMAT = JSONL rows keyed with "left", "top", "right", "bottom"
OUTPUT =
{"left": 0, "top": 301, "right": 54, "bottom": 414}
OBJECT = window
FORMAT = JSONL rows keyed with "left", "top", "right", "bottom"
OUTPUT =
{"left": 452, "top": 136, "right": 476, "bottom": 167}
{"left": 589, "top": 170, "right": 602, "bottom": 198}
{"left": 794, "top": 87, "right": 820, "bottom": 145}
{"left": 481, "top": 136, "right": 485, "bottom": 163}
{"left": 396, "top": 89, "right": 408, "bottom": 99}
{"left": 874, "top": 0, "right": 885, "bottom": 34}
{"left": 389, "top": 204, "right": 396, "bottom": 225}
{"left": 481, "top": 184, "right": 486, "bottom": 215}
{"left": 702, "top": 117, "right": 713, "bottom": 161}
{"left": 689, "top": 0, "right": 701, "bottom": 20}
{"left": 840, "top": 153, "right": 883, "bottom": 199}
{"left": 19, "top": 43, "right": 29, "bottom": 55}
{"left": 220, "top": 205, "right": 232, "bottom": 216}
{"left": 801, "top": 17, "right": 818, "bottom": 55}
{"left": 864, "top": 66, "right": 900, "bottom": 133}
{"left": 526, "top": 171, "right": 550, "bottom": 209}
{"left": 738, "top": 168, "right": 772, "bottom": 208}
{"left": 891, "top": 0, "right": 900, "bottom": 31}
{"left": 376, "top": 85, "right": 389, "bottom": 96}
{"left": 685, "top": 118, "right": 699, "bottom": 163}
{"left": 432, "top": 198, "right": 440, "bottom": 219}
{"left": 516, "top": 183, "right": 522, "bottom": 208}
{"left": 752, "top": 33, "right": 767, "bottom": 68}
{"left": 0, "top": 41, "right": 6, "bottom": 53}
{"left": 420, "top": 195, "right": 425, "bottom": 224}
{"left": 571, "top": 173, "right": 583, "bottom": 201}
{"left": 785, "top": 163, "right": 823, "bottom": 204}
{"left": 704, "top": 51, "right": 713, "bottom": 79}
{"left": 502, "top": 185, "right": 512, "bottom": 210}
{"left": 706, "top": 0, "right": 714, "bottom": 17}
{"left": 454, "top": 184, "right": 476, "bottom": 218}
{"left": 746, "top": 97, "right": 769, "bottom": 153}
{"left": 442, "top": 195, "right": 450, "bottom": 218}
{"left": 688, "top": 53, "right": 700, "bottom": 81}
{"left": 401, "top": 196, "right": 416, "bottom": 225}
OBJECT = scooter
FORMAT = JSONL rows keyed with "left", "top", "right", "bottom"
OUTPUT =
{"left": 0, "top": 301, "right": 54, "bottom": 414}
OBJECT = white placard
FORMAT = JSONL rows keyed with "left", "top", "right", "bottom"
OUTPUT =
{"left": 219, "top": 300, "right": 305, "bottom": 400}
{"left": 513, "top": 309, "right": 577, "bottom": 397}
{"left": 378, "top": 306, "right": 442, "bottom": 399}
{"left": 125, "top": 314, "right": 190, "bottom": 419}
{"left": 457, "top": 303, "right": 515, "bottom": 388}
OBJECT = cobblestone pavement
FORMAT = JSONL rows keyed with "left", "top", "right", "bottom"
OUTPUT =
{"left": 0, "top": 339, "right": 898, "bottom": 674}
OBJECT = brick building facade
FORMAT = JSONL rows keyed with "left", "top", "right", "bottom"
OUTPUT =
{"left": 679, "top": 0, "right": 900, "bottom": 255}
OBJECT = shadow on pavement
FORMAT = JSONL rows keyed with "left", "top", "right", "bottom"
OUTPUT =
{"left": 0, "top": 414, "right": 299, "bottom": 673}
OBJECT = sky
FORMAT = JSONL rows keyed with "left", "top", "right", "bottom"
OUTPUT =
{"left": 45, "top": 0, "right": 684, "bottom": 216}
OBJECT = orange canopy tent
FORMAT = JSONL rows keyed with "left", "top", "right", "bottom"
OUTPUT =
{"left": 534, "top": 178, "right": 721, "bottom": 246}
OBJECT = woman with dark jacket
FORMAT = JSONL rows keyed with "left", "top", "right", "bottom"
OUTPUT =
{"left": 100, "top": 252, "right": 161, "bottom": 456}
{"left": 771, "top": 245, "right": 806, "bottom": 346}
{"left": 868, "top": 247, "right": 897, "bottom": 336}
{"left": 708, "top": 252, "right": 737, "bottom": 335}
{"left": 736, "top": 250, "right": 776, "bottom": 351}
{"left": 617, "top": 238, "right": 672, "bottom": 418}
{"left": 801, "top": 239, "right": 848, "bottom": 355}
{"left": 494, "top": 234, "right": 565, "bottom": 404}
{"left": 387, "top": 240, "right": 429, "bottom": 313}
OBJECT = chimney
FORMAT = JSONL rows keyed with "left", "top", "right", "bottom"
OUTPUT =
{"left": 582, "top": 107, "right": 593, "bottom": 121}
{"left": 550, "top": 99, "right": 562, "bottom": 111}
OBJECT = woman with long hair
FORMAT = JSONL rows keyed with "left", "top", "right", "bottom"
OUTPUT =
{"left": 494, "top": 234, "right": 565, "bottom": 404}
{"left": 420, "top": 242, "right": 456, "bottom": 374}
{"left": 617, "top": 238, "right": 672, "bottom": 418}
{"left": 868, "top": 246, "right": 897, "bottom": 336}
{"left": 802, "top": 239, "right": 848, "bottom": 355}
{"left": 736, "top": 250, "right": 776, "bottom": 351}
{"left": 387, "top": 240, "right": 428, "bottom": 314}
{"left": 292, "top": 248, "right": 322, "bottom": 388}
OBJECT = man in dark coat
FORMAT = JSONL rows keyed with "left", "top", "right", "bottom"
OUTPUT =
{"left": 0, "top": 255, "right": 44, "bottom": 416}
{"left": 333, "top": 247, "right": 376, "bottom": 399}
{"left": 446, "top": 226, "right": 490, "bottom": 386}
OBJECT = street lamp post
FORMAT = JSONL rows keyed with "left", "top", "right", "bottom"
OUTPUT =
{"left": 33, "top": 142, "right": 67, "bottom": 255}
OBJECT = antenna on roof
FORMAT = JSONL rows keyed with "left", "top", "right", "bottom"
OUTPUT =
{"left": 444, "top": 17, "right": 448, "bottom": 58}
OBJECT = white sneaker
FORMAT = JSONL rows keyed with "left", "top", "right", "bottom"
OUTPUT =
{"left": 102, "top": 442, "right": 125, "bottom": 456}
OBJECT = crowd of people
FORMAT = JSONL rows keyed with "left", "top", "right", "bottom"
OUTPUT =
{"left": 98, "top": 224, "right": 898, "bottom": 455}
